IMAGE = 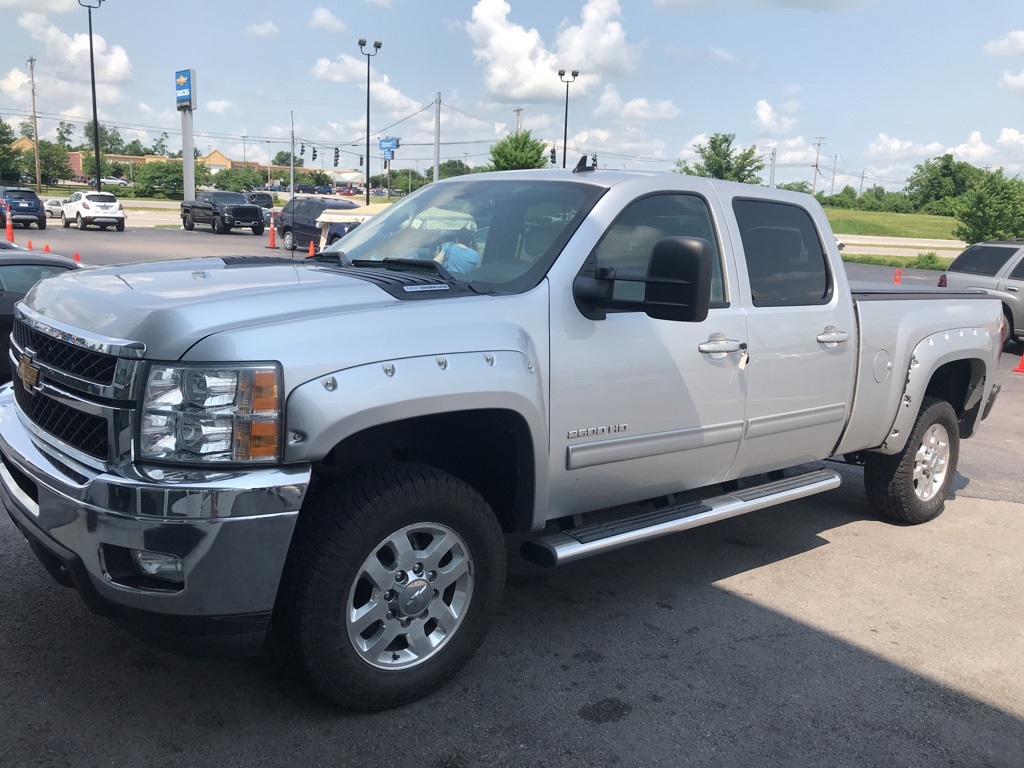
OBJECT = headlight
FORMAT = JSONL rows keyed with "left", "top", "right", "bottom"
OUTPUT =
{"left": 140, "top": 364, "right": 282, "bottom": 463}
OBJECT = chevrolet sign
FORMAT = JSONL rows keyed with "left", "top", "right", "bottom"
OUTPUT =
{"left": 175, "top": 69, "right": 196, "bottom": 112}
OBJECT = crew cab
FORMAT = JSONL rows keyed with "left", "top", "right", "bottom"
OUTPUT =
{"left": 0, "top": 166, "right": 1003, "bottom": 712}
{"left": 181, "top": 190, "right": 265, "bottom": 235}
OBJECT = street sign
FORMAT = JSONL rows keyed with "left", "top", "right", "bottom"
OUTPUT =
{"left": 382, "top": 149, "right": 393, "bottom": 160}
{"left": 379, "top": 137, "right": 398, "bottom": 151}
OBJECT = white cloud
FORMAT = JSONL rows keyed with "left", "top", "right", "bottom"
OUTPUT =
{"left": 310, "top": 55, "right": 420, "bottom": 115}
{"left": 983, "top": 31, "right": 1024, "bottom": 56}
{"left": 0, "top": 0, "right": 76, "bottom": 10}
{"left": 654, "top": 0, "right": 862, "bottom": 8}
{"left": 866, "top": 133, "right": 943, "bottom": 158}
{"left": 753, "top": 99, "right": 796, "bottom": 134}
{"left": 594, "top": 84, "right": 679, "bottom": 121}
{"left": 207, "top": 100, "right": 232, "bottom": 115}
{"left": 466, "top": 0, "right": 637, "bottom": 101}
{"left": 709, "top": 48, "right": 738, "bottom": 63}
{"left": 1001, "top": 69, "right": 1024, "bottom": 90}
{"left": 246, "top": 21, "right": 278, "bottom": 37}
{"left": 947, "top": 131, "right": 993, "bottom": 163}
{"left": 310, "top": 7, "right": 345, "bottom": 33}
{"left": 311, "top": 54, "right": 364, "bottom": 83}
{"left": 998, "top": 128, "right": 1024, "bottom": 148}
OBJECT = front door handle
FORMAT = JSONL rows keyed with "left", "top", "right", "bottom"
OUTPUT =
{"left": 699, "top": 333, "right": 743, "bottom": 359}
{"left": 816, "top": 325, "right": 849, "bottom": 348}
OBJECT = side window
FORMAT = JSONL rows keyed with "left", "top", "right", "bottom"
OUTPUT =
{"left": 1006, "top": 253, "right": 1024, "bottom": 281}
{"left": 733, "top": 199, "right": 830, "bottom": 306}
{"left": 592, "top": 193, "right": 725, "bottom": 304}
{"left": 0, "top": 265, "right": 69, "bottom": 294}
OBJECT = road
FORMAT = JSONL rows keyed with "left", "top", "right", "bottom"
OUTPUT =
{"left": 0, "top": 228, "right": 1021, "bottom": 768}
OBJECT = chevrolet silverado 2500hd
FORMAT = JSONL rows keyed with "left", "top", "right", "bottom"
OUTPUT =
{"left": 0, "top": 165, "right": 1002, "bottom": 711}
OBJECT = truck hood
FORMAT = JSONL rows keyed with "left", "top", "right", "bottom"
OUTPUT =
{"left": 22, "top": 257, "right": 398, "bottom": 359}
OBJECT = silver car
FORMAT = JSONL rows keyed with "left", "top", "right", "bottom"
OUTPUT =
{"left": 938, "top": 239, "right": 1024, "bottom": 347}
{"left": 42, "top": 198, "right": 65, "bottom": 218}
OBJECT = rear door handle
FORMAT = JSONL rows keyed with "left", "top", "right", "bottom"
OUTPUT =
{"left": 1006, "top": 286, "right": 1019, "bottom": 293}
{"left": 816, "top": 325, "right": 849, "bottom": 348}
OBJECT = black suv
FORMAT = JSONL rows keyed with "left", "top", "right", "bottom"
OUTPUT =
{"left": 0, "top": 187, "right": 46, "bottom": 230}
{"left": 276, "top": 197, "right": 359, "bottom": 251}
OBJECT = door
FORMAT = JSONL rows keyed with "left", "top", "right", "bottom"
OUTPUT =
{"left": 726, "top": 197, "right": 857, "bottom": 477}
{"left": 547, "top": 192, "right": 747, "bottom": 518}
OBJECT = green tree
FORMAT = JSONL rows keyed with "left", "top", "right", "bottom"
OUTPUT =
{"left": 273, "top": 150, "right": 303, "bottom": 167}
{"left": 78, "top": 120, "right": 125, "bottom": 154}
{"left": 211, "top": 167, "right": 264, "bottom": 191}
{"left": 151, "top": 132, "right": 168, "bottom": 156}
{"left": 673, "top": 133, "right": 764, "bottom": 185}
{"left": 438, "top": 159, "right": 470, "bottom": 179}
{"left": 776, "top": 181, "right": 811, "bottom": 194}
{"left": 489, "top": 129, "right": 547, "bottom": 171}
{"left": 79, "top": 150, "right": 113, "bottom": 180}
{"left": 952, "top": 170, "right": 1024, "bottom": 243}
{"left": 23, "top": 140, "right": 72, "bottom": 183}
{"left": 905, "top": 154, "right": 984, "bottom": 212}
{"left": 0, "top": 120, "right": 19, "bottom": 178}
{"left": 308, "top": 170, "right": 331, "bottom": 187}
{"left": 819, "top": 185, "right": 859, "bottom": 209}
{"left": 18, "top": 120, "right": 34, "bottom": 139}
{"left": 56, "top": 120, "right": 75, "bottom": 148}
{"left": 123, "top": 139, "right": 148, "bottom": 156}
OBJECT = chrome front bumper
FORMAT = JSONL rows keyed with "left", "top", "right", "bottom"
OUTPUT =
{"left": 0, "top": 387, "right": 310, "bottom": 655}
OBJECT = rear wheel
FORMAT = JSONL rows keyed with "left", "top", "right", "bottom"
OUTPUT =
{"left": 37, "top": 218, "right": 46, "bottom": 230}
{"left": 282, "top": 229, "right": 295, "bottom": 251}
{"left": 1001, "top": 306, "right": 1013, "bottom": 347}
{"left": 76, "top": 214, "right": 86, "bottom": 230}
{"left": 865, "top": 396, "right": 959, "bottom": 524}
{"left": 276, "top": 464, "right": 506, "bottom": 711}
{"left": 116, "top": 220, "right": 125, "bottom": 232}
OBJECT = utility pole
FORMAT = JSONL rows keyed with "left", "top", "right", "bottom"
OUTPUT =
{"left": 769, "top": 146, "right": 777, "bottom": 189}
{"left": 811, "top": 136, "right": 825, "bottom": 195}
{"left": 513, "top": 107, "right": 523, "bottom": 134}
{"left": 859, "top": 170, "right": 865, "bottom": 195}
{"left": 27, "top": 57, "right": 41, "bottom": 194}
{"left": 830, "top": 154, "right": 838, "bottom": 195}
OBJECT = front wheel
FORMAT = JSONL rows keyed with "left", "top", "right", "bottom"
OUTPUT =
{"left": 211, "top": 215, "right": 223, "bottom": 234}
{"left": 61, "top": 213, "right": 70, "bottom": 228}
{"left": 276, "top": 464, "right": 506, "bottom": 711}
{"left": 864, "top": 396, "right": 959, "bottom": 524}
{"left": 252, "top": 223, "right": 265, "bottom": 236}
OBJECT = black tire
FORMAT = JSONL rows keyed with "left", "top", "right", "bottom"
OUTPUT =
{"left": 183, "top": 213, "right": 194, "bottom": 231}
{"left": 61, "top": 213, "right": 70, "bottom": 229}
{"left": 282, "top": 229, "right": 295, "bottom": 251}
{"left": 37, "top": 218, "right": 46, "bottom": 230}
{"left": 1001, "top": 306, "right": 1013, "bottom": 347}
{"left": 212, "top": 215, "right": 222, "bottom": 234}
{"left": 276, "top": 464, "right": 506, "bottom": 711}
{"left": 116, "top": 220, "right": 125, "bottom": 232}
{"left": 328, "top": 235, "right": 341, "bottom": 246}
{"left": 864, "top": 396, "right": 959, "bottom": 525}
{"left": 252, "top": 223, "right": 265, "bottom": 236}
{"left": 76, "top": 214, "right": 86, "bottom": 230}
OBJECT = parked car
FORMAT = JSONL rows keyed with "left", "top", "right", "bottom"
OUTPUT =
{"left": 42, "top": 198, "right": 65, "bottom": 218}
{"left": 314, "top": 185, "right": 334, "bottom": 195}
{"left": 0, "top": 187, "right": 46, "bottom": 230}
{"left": 61, "top": 191, "right": 126, "bottom": 231}
{"left": 937, "top": 239, "right": 1024, "bottom": 347}
{"left": 100, "top": 177, "right": 129, "bottom": 187}
{"left": 339, "top": 187, "right": 359, "bottom": 196}
{"left": 276, "top": 197, "right": 359, "bottom": 251}
{"left": 0, "top": 248, "right": 80, "bottom": 382}
{"left": 245, "top": 192, "right": 276, "bottom": 226}
{"left": 292, "top": 184, "right": 316, "bottom": 194}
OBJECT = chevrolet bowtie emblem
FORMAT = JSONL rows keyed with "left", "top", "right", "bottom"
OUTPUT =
{"left": 17, "top": 354, "right": 40, "bottom": 392}
{"left": 176, "top": 74, "right": 188, "bottom": 86}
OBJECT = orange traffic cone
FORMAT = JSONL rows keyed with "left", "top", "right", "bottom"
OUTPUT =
{"left": 4, "top": 203, "right": 12, "bottom": 243}
{"left": 893, "top": 268, "right": 902, "bottom": 284}
{"left": 307, "top": 239, "right": 316, "bottom": 256}
{"left": 44, "top": 244, "right": 50, "bottom": 253}
{"left": 265, "top": 212, "right": 277, "bottom": 249}
{"left": 26, "top": 240, "right": 33, "bottom": 250}
{"left": 1014, "top": 355, "right": 1024, "bottom": 373}
{"left": 73, "top": 252, "right": 80, "bottom": 263}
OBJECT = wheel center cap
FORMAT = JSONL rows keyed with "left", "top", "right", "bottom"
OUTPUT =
{"left": 398, "top": 578, "right": 432, "bottom": 615}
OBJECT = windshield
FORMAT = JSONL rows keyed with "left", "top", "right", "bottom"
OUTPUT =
{"left": 319, "top": 176, "right": 602, "bottom": 291}
{"left": 214, "top": 192, "right": 250, "bottom": 204}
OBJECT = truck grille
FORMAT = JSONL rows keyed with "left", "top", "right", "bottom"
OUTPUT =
{"left": 13, "top": 321, "right": 117, "bottom": 385}
{"left": 10, "top": 316, "right": 141, "bottom": 465}
{"left": 12, "top": 376, "right": 109, "bottom": 459}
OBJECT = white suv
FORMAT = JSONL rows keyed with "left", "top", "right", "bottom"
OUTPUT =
{"left": 61, "top": 191, "right": 127, "bottom": 231}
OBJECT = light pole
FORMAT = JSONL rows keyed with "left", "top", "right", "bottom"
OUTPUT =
{"left": 79, "top": 0, "right": 105, "bottom": 191}
{"left": 558, "top": 68, "right": 578, "bottom": 169}
{"left": 358, "top": 38, "right": 381, "bottom": 206}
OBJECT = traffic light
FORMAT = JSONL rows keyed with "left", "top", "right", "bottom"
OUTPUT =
{"left": 311, "top": 148, "right": 317, "bottom": 161}
{"left": 592, "top": 153, "right": 597, "bottom": 167}
{"left": 359, "top": 156, "right": 363, "bottom": 166}
{"left": 333, "top": 147, "right": 339, "bottom": 167}
{"left": 300, "top": 143, "right": 305, "bottom": 156}
{"left": 549, "top": 147, "right": 556, "bottom": 164}
{"left": 383, "top": 160, "right": 389, "bottom": 171}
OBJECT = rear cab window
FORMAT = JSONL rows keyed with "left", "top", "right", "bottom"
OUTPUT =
{"left": 733, "top": 199, "right": 831, "bottom": 306}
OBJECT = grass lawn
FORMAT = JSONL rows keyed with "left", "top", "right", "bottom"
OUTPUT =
{"left": 824, "top": 208, "right": 958, "bottom": 240}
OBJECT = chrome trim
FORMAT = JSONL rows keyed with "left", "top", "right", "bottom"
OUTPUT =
{"left": 744, "top": 403, "right": 847, "bottom": 440}
{"left": 566, "top": 421, "right": 745, "bottom": 470}
{"left": 16, "top": 304, "right": 147, "bottom": 359}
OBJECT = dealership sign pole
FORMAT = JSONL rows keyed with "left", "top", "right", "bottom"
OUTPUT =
{"left": 175, "top": 69, "right": 197, "bottom": 203}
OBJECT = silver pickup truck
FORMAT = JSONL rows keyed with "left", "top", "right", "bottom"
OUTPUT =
{"left": 0, "top": 167, "right": 1003, "bottom": 711}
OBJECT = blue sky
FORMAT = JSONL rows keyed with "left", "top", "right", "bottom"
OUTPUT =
{"left": 1, "top": 0, "right": 1023, "bottom": 191}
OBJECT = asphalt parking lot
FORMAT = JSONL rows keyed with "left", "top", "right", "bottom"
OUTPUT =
{"left": 0, "top": 237, "right": 1021, "bottom": 767}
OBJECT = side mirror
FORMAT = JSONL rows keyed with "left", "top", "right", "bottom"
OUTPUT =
{"left": 573, "top": 236, "right": 713, "bottom": 323}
